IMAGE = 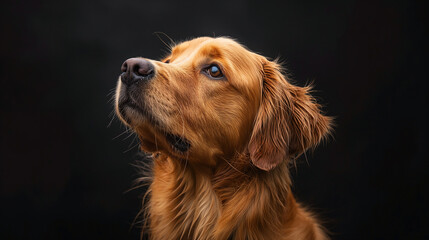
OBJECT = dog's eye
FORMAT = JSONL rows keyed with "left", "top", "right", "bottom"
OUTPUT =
{"left": 205, "top": 65, "right": 223, "bottom": 79}
{"left": 164, "top": 59, "right": 170, "bottom": 63}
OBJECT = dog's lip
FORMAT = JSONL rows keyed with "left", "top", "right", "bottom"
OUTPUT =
{"left": 117, "top": 91, "right": 192, "bottom": 153}
{"left": 121, "top": 98, "right": 142, "bottom": 112}
{"left": 118, "top": 88, "right": 146, "bottom": 115}
{"left": 117, "top": 93, "right": 150, "bottom": 125}
{"left": 120, "top": 100, "right": 192, "bottom": 153}
{"left": 165, "top": 133, "right": 191, "bottom": 153}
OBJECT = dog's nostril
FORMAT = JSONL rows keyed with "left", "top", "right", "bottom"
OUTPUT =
{"left": 121, "top": 62, "right": 128, "bottom": 73}
{"left": 133, "top": 63, "right": 151, "bottom": 77}
{"left": 138, "top": 67, "right": 153, "bottom": 77}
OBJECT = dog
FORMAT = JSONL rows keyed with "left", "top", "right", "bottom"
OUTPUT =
{"left": 115, "top": 37, "right": 332, "bottom": 240}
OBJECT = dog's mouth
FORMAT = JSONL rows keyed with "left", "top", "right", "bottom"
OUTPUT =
{"left": 165, "top": 133, "right": 191, "bottom": 153}
{"left": 117, "top": 97, "right": 146, "bottom": 124}
{"left": 117, "top": 92, "right": 191, "bottom": 153}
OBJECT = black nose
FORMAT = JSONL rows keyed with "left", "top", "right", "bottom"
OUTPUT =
{"left": 120, "top": 58, "right": 155, "bottom": 86}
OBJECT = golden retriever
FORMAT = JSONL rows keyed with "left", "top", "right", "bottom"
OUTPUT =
{"left": 115, "top": 37, "right": 332, "bottom": 240}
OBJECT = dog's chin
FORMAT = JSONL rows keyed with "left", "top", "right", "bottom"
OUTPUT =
{"left": 117, "top": 100, "right": 147, "bottom": 126}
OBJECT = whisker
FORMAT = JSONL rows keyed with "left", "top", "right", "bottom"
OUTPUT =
{"left": 124, "top": 130, "right": 136, "bottom": 140}
{"left": 107, "top": 109, "right": 121, "bottom": 128}
{"left": 123, "top": 141, "right": 140, "bottom": 153}
{"left": 153, "top": 32, "right": 175, "bottom": 50}
{"left": 112, "top": 127, "right": 132, "bottom": 140}
{"left": 107, "top": 87, "right": 117, "bottom": 98}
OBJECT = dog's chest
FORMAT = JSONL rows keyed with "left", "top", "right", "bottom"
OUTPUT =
{"left": 149, "top": 167, "right": 221, "bottom": 240}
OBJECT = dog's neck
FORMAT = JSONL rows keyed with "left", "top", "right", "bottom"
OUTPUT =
{"left": 211, "top": 153, "right": 295, "bottom": 239}
{"left": 147, "top": 152, "right": 304, "bottom": 240}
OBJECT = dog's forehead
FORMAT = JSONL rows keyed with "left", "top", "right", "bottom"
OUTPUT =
{"left": 172, "top": 37, "right": 250, "bottom": 60}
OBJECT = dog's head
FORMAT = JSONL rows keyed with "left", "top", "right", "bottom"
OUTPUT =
{"left": 115, "top": 37, "right": 332, "bottom": 170}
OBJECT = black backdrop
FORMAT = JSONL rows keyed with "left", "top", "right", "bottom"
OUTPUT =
{"left": 1, "top": 0, "right": 428, "bottom": 239}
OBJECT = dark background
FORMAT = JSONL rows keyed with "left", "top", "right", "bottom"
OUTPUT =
{"left": 1, "top": 0, "right": 427, "bottom": 239}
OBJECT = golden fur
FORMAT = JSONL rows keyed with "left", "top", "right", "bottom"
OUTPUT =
{"left": 115, "top": 37, "right": 333, "bottom": 240}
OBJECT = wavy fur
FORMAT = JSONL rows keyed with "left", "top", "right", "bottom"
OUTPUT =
{"left": 115, "top": 37, "right": 333, "bottom": 240}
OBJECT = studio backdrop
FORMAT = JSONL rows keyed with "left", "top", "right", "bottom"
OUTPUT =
{"left": 1, "top": 0, "right": 427, "bottom": 239}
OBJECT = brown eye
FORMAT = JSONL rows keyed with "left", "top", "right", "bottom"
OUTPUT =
{"left": 206, "top": 65, "right": 223, "bottom": 79}
{"left": 164, "top": 59, "right": 170, "bottom": 63}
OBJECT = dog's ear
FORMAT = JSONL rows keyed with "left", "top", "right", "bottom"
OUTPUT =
{"left": 248, "top": 59, "right": 332, "bottom": 171}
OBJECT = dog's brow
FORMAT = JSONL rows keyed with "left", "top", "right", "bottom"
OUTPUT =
{"left": 200, "top": 45, "right": 223, "bottom": 59}
{"left": 171, "top": 46, "right": 183, "bottom": 56}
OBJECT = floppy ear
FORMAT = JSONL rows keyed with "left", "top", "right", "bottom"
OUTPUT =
{"left": 248, "top": 59, "right": 332, "bottom": 171}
